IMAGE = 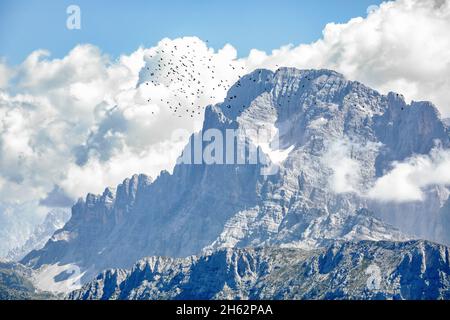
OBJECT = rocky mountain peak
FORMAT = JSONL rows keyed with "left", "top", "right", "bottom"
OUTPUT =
{"left": 20, "top": 68, "right": 450, "bottom": 293}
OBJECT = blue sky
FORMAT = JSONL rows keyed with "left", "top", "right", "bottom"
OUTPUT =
{"left": 0, "top": 0, "right": 383, "bottom": 64}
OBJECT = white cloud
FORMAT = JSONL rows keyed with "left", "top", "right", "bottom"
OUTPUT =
{"left": 0, "top": 37, "right": 245, "bottom": 254}
{"left": 367, "top": 148, "right": 450, "bottom": 202}
{"left": 322, "top": 139, "right": 381, "bottom": 195}
{"left": 244, "top": 0, "right": 450, "bottom": 117}
{"left": 323, "top": 140, "right": 450, "bottom": 203}
{"left": 60, "top": 140, "right": 188, "bottom": 199}
{"left": 2, "top": 0, "right": 448, "bottom": 206}
{"left": 322, "top": 139, "right": 363, "bottom": 194}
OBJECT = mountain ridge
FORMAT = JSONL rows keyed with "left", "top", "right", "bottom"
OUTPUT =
{"left": 21, "top": 67, "right": 450, "bottom": 292}
{"left": 68, "top": 239, "right": 450, "bottom": 300}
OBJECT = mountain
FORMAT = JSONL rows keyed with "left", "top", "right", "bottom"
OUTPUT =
{"left": 22, "top": 68, "right": 450, "bottom": 292}
{"left": 444, "top": 118, "right": 450, "bottom": 127}
{"left": 0, "top": 260, "right": 55, "bottom": 300}
{"left": 6, "top": 209, "right": 70, "bottom": 261}
{"left": 68, "top": 240, "right": 450, "bottom": 300}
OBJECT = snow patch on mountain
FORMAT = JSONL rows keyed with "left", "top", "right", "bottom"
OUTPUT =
{"left": 32, "top": 263, "right": 85, "bottom": 293}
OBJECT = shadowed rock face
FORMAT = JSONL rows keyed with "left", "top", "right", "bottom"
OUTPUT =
{"left": 6, "top": 209, "right": 70, "bottom": 262}
{"left": 69, "top": 240, "right": 450, "bottom": 300}
{"left": 22, "top": 68, "right": 450, "bottom": 290}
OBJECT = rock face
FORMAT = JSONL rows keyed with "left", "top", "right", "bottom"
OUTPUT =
{"left": 0, "top": 261, "right": 54, "bottom": 300}
{"left": 6, "top": 209, "right": 70, "bottom": 261}
{"left": 68, "top": 240, "right": 450, "bottom": 300}
{"left": 22, "top": 68, "right": 450, "bottom": 291}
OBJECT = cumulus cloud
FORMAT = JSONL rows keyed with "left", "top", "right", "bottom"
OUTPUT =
{"left": 244, "top": 0, "right": 450, "bottom": 117}
{"left": 324, "top": 142, "right": 450, "bottom": 203}
{"left": 322, "top": 139, "right": 381, "bottom": 194}
{"left": 322, "top": 140, "right": 363, "bottom": 194}
{"left": 0, "top": 60, "right": 13, "bottom": 89}
{"left": 0, "top": 37, "right": 245, "bottom": 205}
{"left": 2, "top": 0, "right": 448, "bottom": 206}
{"left": 0, "top": 37, "right": 247, "bottom": 254}
{"left": 367, "top": 148, "right": 450, "bottom": 202}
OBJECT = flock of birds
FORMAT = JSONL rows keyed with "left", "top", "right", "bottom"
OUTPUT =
{"left": 142, "top": 40, "right": 282, "bottom": 118}
{"left": 143, "top": 40, "right": 242, "bottom": 118}
{"left": 142, "top": 40, "right": 322, "bottom": 119}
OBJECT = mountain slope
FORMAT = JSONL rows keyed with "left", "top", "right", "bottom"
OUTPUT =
{"left": 0, "top": 261, "right": 54, "bottom": 300}
{"left": 22, "top": 68, "right": 450, "bottom": 292}
{"left": 68, "top": 240, "right": 450, "bottom": 300}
